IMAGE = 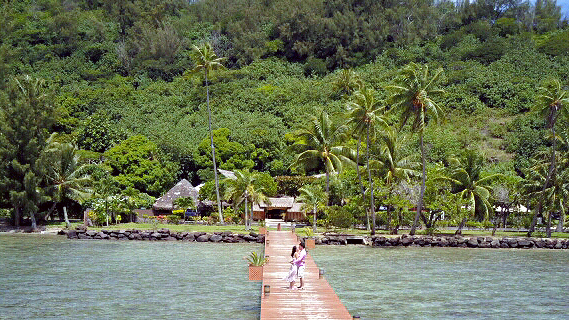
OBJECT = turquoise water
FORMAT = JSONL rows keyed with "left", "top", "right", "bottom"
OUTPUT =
{"left": 311, "top": 245, "right": 569, "bottom": 319}
{"left": 0, "top": 234, "right": 261, "bottom": 319}
{"left": 2, "top": 235, "right": 568, "bottom": 319}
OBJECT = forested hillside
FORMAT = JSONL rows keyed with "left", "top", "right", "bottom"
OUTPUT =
{"left": 1, "top": 0, "right": 569, "bottom": 231}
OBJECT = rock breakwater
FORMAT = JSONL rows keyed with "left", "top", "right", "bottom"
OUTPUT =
{"left": 313, "top": 234, "right": 568, "bottom": 249}
{"left": 62, "top": 228, "right": 265, "bottom": 243}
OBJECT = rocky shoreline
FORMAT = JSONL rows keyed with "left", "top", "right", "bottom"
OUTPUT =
{"left": 58, "top": 228, "right": 569, "bottom": 249}
{"left": 316, "top": 234, "right": 569, "bottom": 249}
{"left": 62, "top": 228, "right": 266, "bottom": 243}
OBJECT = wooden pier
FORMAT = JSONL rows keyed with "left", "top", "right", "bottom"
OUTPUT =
{"left": 260, "top": 230, "right": 352, "bottom": 319}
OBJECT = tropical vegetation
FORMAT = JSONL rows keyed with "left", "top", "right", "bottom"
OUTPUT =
{"left": 1, "top": 0, "right": 569, "bottom": 238}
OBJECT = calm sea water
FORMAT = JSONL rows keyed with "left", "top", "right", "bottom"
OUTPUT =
{"left": 0, "top": 234, "right": 261, "bottom": 319}
{"left": 311, "top": 245, "right": 569, "bottom": 320}
{"left": 1, "top": 235, "right": 568, "bottom": 319}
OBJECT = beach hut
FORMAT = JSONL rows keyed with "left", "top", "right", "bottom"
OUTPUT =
{"left": 152, "top": 179, "right": 199, "bottom": 215}
{"left": 252, "top": 197, "right": 306, "bottom": 222}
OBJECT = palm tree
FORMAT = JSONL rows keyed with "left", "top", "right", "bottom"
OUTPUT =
{"left": 436, "top": 149, "right": 503, "bottom": 235}
{"left": 224, "top": 169, "right": 269, "bottom": 230}
{"left": 386, "top": 62, "right": 445, "bottom": 235}
{"left": 522, "top": 152, "right": 569, "bottom": 237}
{"left": 332, "top": 69, "right": 362, "bottom": 99}
{"left": 190, "top": 42, "right": 226, "bottom": 223}
{"left": 297, "top": 184, "right": 328, "bottom": 234}
{"left": 527, "top": 78, "right": 569, "bottom": 237}
{"left": 291, "top": 111, "right": 356, "bottom": 203}
{"left": 39, "top": 138, "right": 92, "bottom": 228}
{"left": 346, "top": 87, "right": 387, "bottom": 235}
{"left": 372, "top": 127, "right": 420, "bottom": 232}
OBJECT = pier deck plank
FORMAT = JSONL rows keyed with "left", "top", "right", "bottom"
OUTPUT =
{"left": 260, "top": 231, "right": 352, "bottom": 320}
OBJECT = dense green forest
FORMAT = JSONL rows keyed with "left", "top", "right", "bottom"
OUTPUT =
{"left": 1, "top": 0, "right": 569, "bottom": 235}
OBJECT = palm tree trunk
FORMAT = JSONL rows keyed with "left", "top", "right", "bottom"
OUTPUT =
{"left": 313, "top": 205, "right": 317, "bottom": 234}
{"left": 245, "top": 196, "right": 249, "bottom": 230}
{"left": 205, "top": 70, "right": 223, "bottom": 224}
{"left": 528, "top": 123, "right": 556, "bottom": 237}
{"left": 63, "top": 206, "right": 70, "bottom": 229}
{"left": 546, "top": 211, "right": 552, "bottom": 237}
{"left": 455, "top": 217, "right": 467, "bottom": 235}
{"left": 14, "top": 207, "right": 21, "bottom": 227}
{"left": 356, "top": 135, "right": 370, "bottom": 230}
{"left": 30, "top": 212, "right": 37, "bottom": 230}
{"left": 366, "top": 126, "right": 376, "bottom": 235}
{"left": 410, "top": 133, "right": 426, "bottom": 236}
{"left": 325, "top": 168, "right": 330, "bottom": 206}
{"left": 556, "top": 211, "right": 564, "bottom": 232}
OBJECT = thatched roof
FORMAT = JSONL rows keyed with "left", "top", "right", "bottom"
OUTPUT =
{"left": 153, "top": 179, "right": 198, "bottom": 211}
{"left": 287, "top": 202, "right": 305, "bottom": 213}
{"left": 259, "top": 197, "right": 294, "bottom": 209}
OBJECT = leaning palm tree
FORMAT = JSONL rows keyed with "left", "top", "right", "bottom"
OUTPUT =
{"left": 297, "top": 184, "right": 328, "bottom": 234}
{"left": 346, "top": 87, "right": 387, "bottom": 234}
{"left": 436, "top": 149, "right": 503, "bottom": 235}
{"left": 190, "top": 42, "right": 226, "bottom": 223}
{"left": 527, "top": 78, "right": 569, "bottom": 237}
{"left": 522, "top": 149, "right": 569, "bottom": 237}
{"left": 291, "top": 111, "right": 356, "bottom": 203}
{"left": 386, "top": 62, "right": 445, "bottom": 235}
{"left": 224, "top": 169, "right": 269, "bottom": 230}
{"left": 39, "top": 138, "right": 92, "bottom": 228}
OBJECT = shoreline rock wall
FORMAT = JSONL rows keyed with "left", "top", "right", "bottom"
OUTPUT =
{"left": 314, "top": 234, "right": 568, "bottom": 249}
{"left": 63, "top": 228, "right": 265, "bottom": 243}
{"left": 62, "top": 229, "right": 568, "bottom": 249}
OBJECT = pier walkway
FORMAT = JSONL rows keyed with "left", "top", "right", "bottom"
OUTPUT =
{"left": 260, "top": 230, "right": 352, "bottom": 319}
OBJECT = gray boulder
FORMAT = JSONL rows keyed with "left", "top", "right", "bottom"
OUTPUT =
{"left": 196, "top": 234, "right": 210, "bottom": 242}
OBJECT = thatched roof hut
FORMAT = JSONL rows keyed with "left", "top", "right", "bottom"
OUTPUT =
{"left": 152, "top": 179, "right": 198, "bottom": 214}
{"left": 252, "top": 197, "right": 306, "bottom": 221}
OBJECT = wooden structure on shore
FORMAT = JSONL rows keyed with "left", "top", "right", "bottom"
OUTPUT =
{"left": 259, "top": 230, "right": 352, "bottom": 319}
{"left": 253, "top": 197, "right": 306, "bottom": 222}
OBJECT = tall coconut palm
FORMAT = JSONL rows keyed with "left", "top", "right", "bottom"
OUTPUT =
{"left": 297, "top": 184, "right": 328, "bottom": 234}
{"left": 291, "top": 111, "right": 356, "bottom": 203}
{"left": 527, "top": 78, "right": 569, "bottom": 237}
{"left": 371, "top": 127, "right": 420, "bottom": 232}
{"left": 436, "top": 149, "right": 503, "bottom": 235}
{"left": 39, "top": 138, "right": 92, "bottom": 228}
{"left": 386, "top": 62, "right": 445, "bottom": 235}
{"left": 346, "top": 87, "right": 387, "bottom": 235}
{"left": 190, "top": 42, "right": 226, "bottom": 223}
{"left": 224, "top": 169, "right": 269, "bottom": 230}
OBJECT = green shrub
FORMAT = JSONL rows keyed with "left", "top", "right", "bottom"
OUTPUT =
{"left": 537, "top": 30, "right": 569, "bottom": 56}
{"left": 166, "top": 214, "right": 181, "bottom": 225}
{"left": 0, "top": 209, "right": 11, "bottom": 218}
{"left": 223, "top": 207, "right": 242, "bottom": 224}
{"left": 325, "top": 206, "right": 356, "bottom": 229}
{"left": 304, "top": 57, "right": 327, "bottom": 77}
